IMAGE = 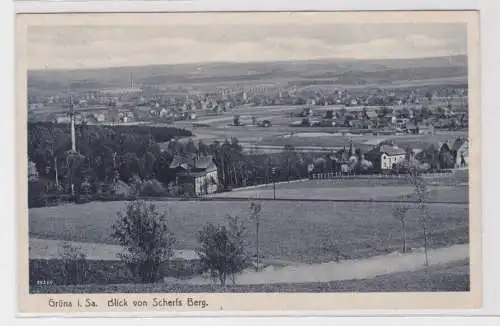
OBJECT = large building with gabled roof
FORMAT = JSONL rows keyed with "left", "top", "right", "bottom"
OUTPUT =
{"left": 169, "top": 154, "right": 219, "bottom": 195}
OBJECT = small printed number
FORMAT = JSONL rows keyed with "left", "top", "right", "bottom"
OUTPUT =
{"left": 36, "top": 280, "right": 54, "bottom": 286}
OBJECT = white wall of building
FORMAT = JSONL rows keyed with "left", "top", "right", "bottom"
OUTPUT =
{"left": 381, "top": 153, "right": 406, "bottom": 170}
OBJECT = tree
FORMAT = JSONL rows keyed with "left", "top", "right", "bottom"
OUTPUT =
{"left": 249, "top": 201, "right": 263, "bottom": 271}
{"left": 111, "top": 201, "right": 176, "bottom": 283}
{"left": 377, "top": 106, "right": 390, "bottom": 118}
{"left": 420, "top": 106, "right": 432, "bottom": 120}
{"left": 339, "top": 108, "right": 347, "bottom": 119}
{"left": 409, "top": 170, "right": 431, "bottom": 266}
{"left": 439, "top": 147, "right": 456, "bottom": 169}
{"left": 58, "top": 241, "right": 88, "bottom": 285}
{"left": 233, "top": 115, "right": 240, "bottom": 126}
{"left": 185, "top": 138, "right": 197, "bottom": 153}
{"left": 435, "top": 106, "right": 444, "bottom": 118}
{"left": 425, "top": 91, "right": 433, "bottom": 102}
{"left": 196, "top": 215, "right": 248, "bottom": 286}
{"left": 392, "top": 205, "right": 410, "bottom": 253}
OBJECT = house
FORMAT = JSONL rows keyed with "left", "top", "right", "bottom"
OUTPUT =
{"left": 406, "top": 122, "right": 419, "bottom": 134}
{"left": 54, "top": 115, "right": 71, "bottom": 124}
{"left": 452, "top": 138, "right": 469, "bottom": 168}
{"left": 379, "top": 145, "right": 407, "bottom": 170}
{"left": 418, "top": 125, "right": 435, "bottom": 135}
{"left": 95, "top": 113, "right": 106, "bottom": 122}
{"left": 169, "top": 154, "right": 219, "bottom": 195}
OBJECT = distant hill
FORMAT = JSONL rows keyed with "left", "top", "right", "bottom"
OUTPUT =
{"left": 27, "top": 55, "right": 468, "bottom": 95}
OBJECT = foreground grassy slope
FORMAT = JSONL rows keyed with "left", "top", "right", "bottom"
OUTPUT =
{"left": 31, "top": 260, "right": 469, "bottom": 293}
{"left": 30, "top": 200, "right": 469, "bottom": 264}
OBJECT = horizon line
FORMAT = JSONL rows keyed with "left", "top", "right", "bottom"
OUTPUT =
{"left": 28, "top": 53, "right": 468, "bottom": 73}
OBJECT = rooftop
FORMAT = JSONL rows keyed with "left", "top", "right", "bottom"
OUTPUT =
{"left": 380, "top": 145, "right": 406, "bottom": 156}
{"left": 169, "top": 154, "right": 216, "bottom": 170}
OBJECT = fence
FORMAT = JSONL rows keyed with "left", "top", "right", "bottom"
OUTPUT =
{"left": 309, "top": 170, "right": 457, "bottom": 181}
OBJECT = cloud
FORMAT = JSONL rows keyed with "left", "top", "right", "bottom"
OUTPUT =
{"left": 332, "top": 34, "right": 460, "bottom": 59}
{"left": 27, "top": 25, "right": 467, "bottom": 70}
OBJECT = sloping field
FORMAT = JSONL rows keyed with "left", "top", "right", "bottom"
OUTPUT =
{"left": 29, "top": 238, "right": 199, "bottom": 261}
{"left": 257, "top": 131, "right": 467, "bottom": 149}
{"left": 30, "top": 200, "right": 469, "bottom": 264}
{"left": 221, "top": 179, "right": 468, "bottom": 203}
{"left": 214, "top": 185, "right": 467, "bottom": 202}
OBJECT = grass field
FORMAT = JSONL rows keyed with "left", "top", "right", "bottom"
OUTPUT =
{"left": 30, "top": 199, "right": 469, "bottom": 264}
{"left": 212, "top": 186, "right": 468, "bottom": 202}
{"left": 220, "top": 179, "right": 468, "bottom": 203}
{"left": 257, "top": 131, "right": 468, "bottom": 148}
{"left": 31, "top": 259, "right": 469, "bottom": 293}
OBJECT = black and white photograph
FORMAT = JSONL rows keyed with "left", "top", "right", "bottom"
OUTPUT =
{"left": 17, "top": 11, "right": 481, "bottom": 312}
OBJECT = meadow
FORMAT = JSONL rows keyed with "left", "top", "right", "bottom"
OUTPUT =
{"left": 30, "top": 199, "right": 469, "bottom": 264}
{"left": 256, "top": 131, "right": 468, "bottom": 149}
{"left": 222, "top": 179, "right": 469, "bottom": 203}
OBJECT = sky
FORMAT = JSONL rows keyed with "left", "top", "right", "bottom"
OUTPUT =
{"left": 27, "top": 23, "right": 467, "bottom": 70}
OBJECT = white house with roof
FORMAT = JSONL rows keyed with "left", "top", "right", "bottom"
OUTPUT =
{"left": 380, "top": 145, "right": 407, "bottom": 170}
{"left": 453, "top": 138, "right": 469, "bottom": 168}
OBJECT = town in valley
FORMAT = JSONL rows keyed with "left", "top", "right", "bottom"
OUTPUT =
{"left": 27, "top": 22, "right": 471, "bottom": 295}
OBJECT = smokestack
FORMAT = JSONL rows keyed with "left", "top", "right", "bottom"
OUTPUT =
{"left": 70, "top": 96, "right": 76, "bottom": 152}
{"left": 130, "top": 72, "right": 133, "bottom": 89}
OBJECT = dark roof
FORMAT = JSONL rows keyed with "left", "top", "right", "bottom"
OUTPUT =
{"left": 169, "top": 153, "right": 197, "bottom": 169}
{"left": 379, "top": 145, "right": 406, "bottom": 156}
{"left": 195, "top": 156, "right": 215, "bottom": 169}
{"left": 169, "top": 154, "right": 216, "bottom": 170}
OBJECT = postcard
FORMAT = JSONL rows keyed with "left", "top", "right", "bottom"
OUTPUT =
{"left": 16, "top": 11, "right": 481, "bottom": 315}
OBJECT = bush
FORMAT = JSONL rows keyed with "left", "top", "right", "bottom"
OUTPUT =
{"left": 28, "top": 180, "right": 48, "bottom": 208}
{"left": 58, "top": 242, "right": 89, "bottom": 285}
{"left": 75, "top": 194, "right": 92, "bottom": 204}
{"left": 140, "top": 179, "right": 167, "bottom": 197}
{"left": 29, "top": 258, "right": 203, "bottom": 288}
{"left": 196, "top": 215, "right": 248, "bottom": 286}
{"left": 111, "top": 200, "right": 176, "bottom": 283}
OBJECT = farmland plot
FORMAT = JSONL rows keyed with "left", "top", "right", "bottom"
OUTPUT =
{"left": 29, "top": 200, "right": 469, "bottom": 264}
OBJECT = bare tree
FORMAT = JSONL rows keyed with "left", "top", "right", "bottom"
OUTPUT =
{"left": 392, "top": 205, "right": 410, "bottom": 253}
{"left": 409, "top": 170, "right": 431, "bottom": 266}
{"left": 249, "top": 201, "right": 263, "bottom": 271}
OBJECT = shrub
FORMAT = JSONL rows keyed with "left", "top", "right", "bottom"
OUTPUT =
{"left": 111, "top": 200, "right": 176, "bottom": 283}
{"left": 140, "top": 179, "right": 167, "bottom": 197}
{"left": 196, "top": 215, "right": 248, "bottom": 286}
{"left": 58, "top": 242, "right": 89, "bottom": 285}
{"left": 28, "top": 180, "right": 48, "bottom": 208}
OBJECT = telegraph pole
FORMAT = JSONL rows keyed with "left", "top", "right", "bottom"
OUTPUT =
{"left": 271, "top": 167, "right": 278, "bottom": 200}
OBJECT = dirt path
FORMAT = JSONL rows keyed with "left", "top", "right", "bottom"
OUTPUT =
{"left": 170, "top": 244, "right": 468, "bottom": 285}
{"left": 30, "top": 238, "right": 468, "bottom": 286}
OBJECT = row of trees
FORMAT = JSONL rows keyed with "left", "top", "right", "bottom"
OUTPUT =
{"left": 28, "top": 122, "right": 190, "bottom": 195}
{"left": 28, "top": 121, "right": 460, "bottom": 207}
{"left": 28, "top": 122, "right": 316, "bottom": 203}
